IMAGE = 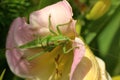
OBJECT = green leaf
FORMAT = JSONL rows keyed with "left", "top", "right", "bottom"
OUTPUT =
{"left": 83, "top": 0, "right": 120, "bottom": 76}
{"left": 0, "top": 69, "right": 6, "bottom": 80}
{"left": 97, "top": 7, "right": 120, "bottom": 56}
{"left": 97, "top": 4, "right": 120, "bottom": 76}
{"left": 38, "top": 0, "right": 60, "bottom": 9}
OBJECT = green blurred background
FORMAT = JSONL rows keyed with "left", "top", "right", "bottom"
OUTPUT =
{"left": 0, "top": 0, "right": 120, "bottom": 80}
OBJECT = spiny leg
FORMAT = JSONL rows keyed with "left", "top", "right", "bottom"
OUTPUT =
{"left": 56, "top": 19, "right": 72, "bottom": 35}
{"left": 62, "top": 43, "right": 78, "bottom": 54}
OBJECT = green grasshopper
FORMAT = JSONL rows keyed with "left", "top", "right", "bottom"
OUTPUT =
{"left": 19, "top": 15, "right": 76, "bottom": 61}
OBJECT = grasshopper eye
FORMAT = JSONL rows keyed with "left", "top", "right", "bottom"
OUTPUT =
{"left": 86, "top": 0, "right": 111, "bottom": 20}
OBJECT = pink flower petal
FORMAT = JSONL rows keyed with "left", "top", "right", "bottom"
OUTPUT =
{"left": 30, "top": 0, "right": 73, "bottom": 28}
{"left": 70, "top": 37, "right": 86, "bottom": 80}
{"left": 6, "top": 17, "right": 35, "bottom": 78}
{"left": 29, "top": 0, "right": 76, "bottom": 37}
{"left": 70, "top": 57, "right": 92, "bottom": 80}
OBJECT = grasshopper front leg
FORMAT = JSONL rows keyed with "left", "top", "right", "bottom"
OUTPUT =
{"left": 48, "top": 14, "right": 72, "bottom": 35}
{"left": 62, "top": 43, "right": 78, "bottom": 54}
{"left": 56, "top": 19, "right": 72, "bottom": 35}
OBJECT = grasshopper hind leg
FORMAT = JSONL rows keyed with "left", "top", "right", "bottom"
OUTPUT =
{"left": 62, "top": 43, "right": 79, "bottom": 54}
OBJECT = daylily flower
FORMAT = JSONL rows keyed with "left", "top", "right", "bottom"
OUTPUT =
{"left": 6, "top": 0, "right": 111, "bottom": 80}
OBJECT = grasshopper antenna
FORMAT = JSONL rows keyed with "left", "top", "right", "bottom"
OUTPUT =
{"left": 48, "top": 15, "right": 58, "bottom": 35}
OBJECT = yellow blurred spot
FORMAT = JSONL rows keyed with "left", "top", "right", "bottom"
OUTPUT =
{"left": 86, "top": 0, "right": 111, "bottom": 20}
{"left": 75, "top": 19, "right": 82, "bottom": 35}
{"left": 112, "top": 76, "right": 120, "bottom": 80}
